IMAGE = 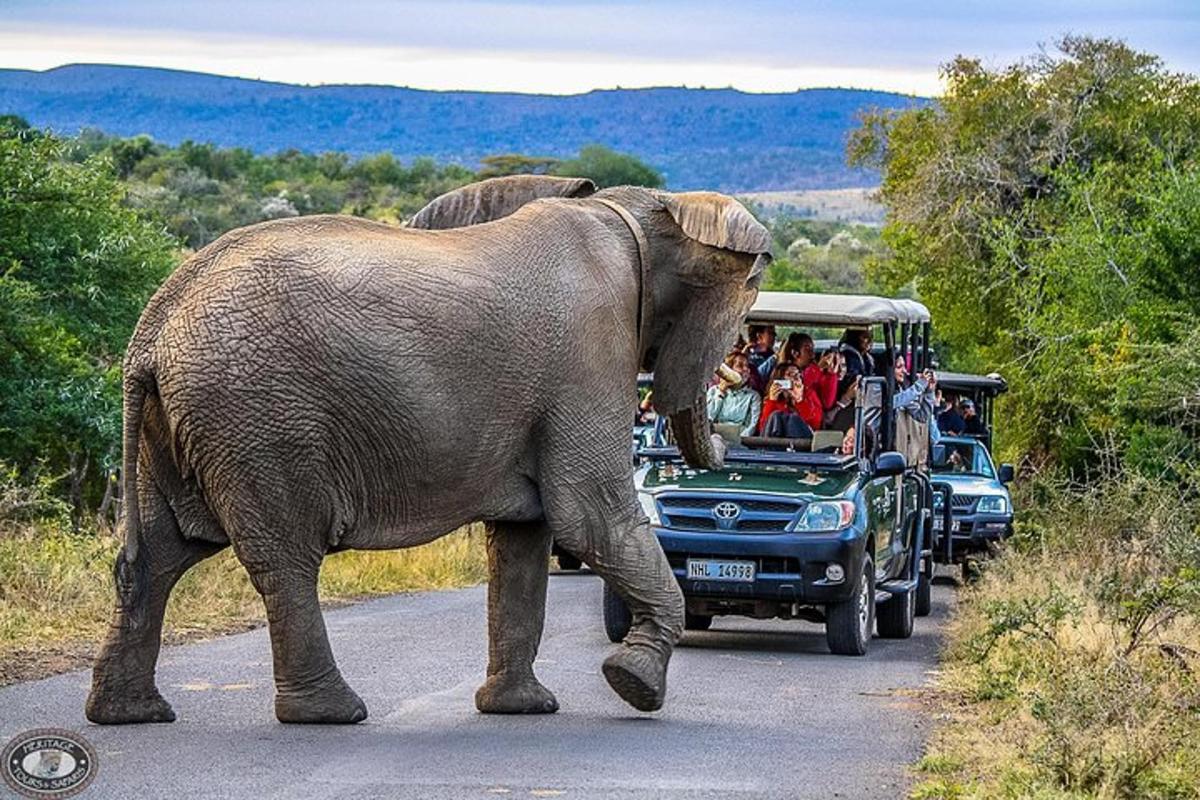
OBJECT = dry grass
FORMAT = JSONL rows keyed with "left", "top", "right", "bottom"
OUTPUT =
{"left": 0, "top": 522, "right": 486, "bottom": 685}
{"left": 910, "top": 475, "right": 1200, "bottom": 799}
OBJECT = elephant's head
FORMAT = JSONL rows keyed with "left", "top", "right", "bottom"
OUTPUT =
{"left": 410, "top": 177, "right": 771, "bottom": 471}
{"left": 592, "top": 186, "right": 770, "bottom": 470}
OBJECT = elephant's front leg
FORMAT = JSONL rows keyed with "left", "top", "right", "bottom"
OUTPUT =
{"left": 475, "top": 521, "right": 559, "bottom": 714}
{"left": 246, "top": 562, "right": 368, "bottom": 724}
{"left": 553, "top": 498, "right": 685, "bottom": 713}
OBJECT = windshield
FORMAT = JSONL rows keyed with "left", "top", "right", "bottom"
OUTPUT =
{"left": 933, "top": 441, "right": 995, "bottom": 479}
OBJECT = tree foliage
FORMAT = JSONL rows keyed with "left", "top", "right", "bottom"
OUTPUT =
{"left": 552, "top": 144, "right": 664, "bottom": 188}
{"left": 851, "top": 36, "right": 1200, "bottom": 472}
{"left": 0, "top": 118, "right": 179, "bottom": 518}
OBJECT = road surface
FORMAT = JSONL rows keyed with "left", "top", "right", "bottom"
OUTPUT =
{"left": 0, "top": 574, "right": 951, "bottom": 799}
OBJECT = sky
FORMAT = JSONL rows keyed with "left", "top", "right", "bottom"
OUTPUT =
{"left": 1, "top": 0, "right": 1197, "bottom": 96}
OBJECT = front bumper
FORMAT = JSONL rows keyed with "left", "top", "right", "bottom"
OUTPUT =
{"left": 653, "top": 526, "right": 867, "bottom": 605}
{"left": 935, "top": 513, "right": 1013, "bottom": 556}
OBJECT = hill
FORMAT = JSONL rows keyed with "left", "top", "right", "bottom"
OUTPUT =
{"left": 0, "top": 64, "right": 927, "bottom": 191}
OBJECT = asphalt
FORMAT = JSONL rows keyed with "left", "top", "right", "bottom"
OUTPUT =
{"left": 0, "top": 573, "right": 952, "bottom": 799}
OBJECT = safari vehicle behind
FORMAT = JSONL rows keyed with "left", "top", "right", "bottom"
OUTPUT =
{"left": 930, "top": 372, "right": 1015, "bottom": 573}
{"left": 604, "top": 292, "right": 940, "bottom": 655}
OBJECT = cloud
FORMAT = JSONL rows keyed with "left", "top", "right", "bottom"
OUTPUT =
{"left": 1, "top": 0, "right": 1196, "bottom": 93}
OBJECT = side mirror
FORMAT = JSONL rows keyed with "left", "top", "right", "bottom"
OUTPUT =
{"left": 875, "top": 451, "right": 907, "bottom": 477}
{"left": 998, "top": 464, "right": 1015, "bottom": 484}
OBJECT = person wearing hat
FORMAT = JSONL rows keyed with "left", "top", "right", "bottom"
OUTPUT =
{"left": 961, "top": 398, "right": 985, "bottom": 435}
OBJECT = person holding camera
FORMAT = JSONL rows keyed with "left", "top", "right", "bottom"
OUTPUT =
{"left": 758, "top": 363, "right": 823, "bottom": 436}
{"left": 803, "top": 346, "right": 841, "bottom": 411}
{"left": 707, "top": 351, "right": 762, "bottom": 437}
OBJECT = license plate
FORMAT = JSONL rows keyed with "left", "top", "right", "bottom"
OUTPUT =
{"left": 686, "top": 559, "right": 755, "bottom": 582}
{"left": 934, "top": 518, "right": 960, "bottom": 533}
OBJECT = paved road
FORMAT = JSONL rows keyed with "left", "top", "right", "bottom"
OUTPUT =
{"left": 0, "top": 574, "right": 951, "bottom": 799}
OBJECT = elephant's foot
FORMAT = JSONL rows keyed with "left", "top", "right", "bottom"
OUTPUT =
{"left": 602, "top": 645, "right": 668, "bottom": 712}
{"left": 475, "top": 672, "right": 559, "bottom": 714}
{"left": 275, "top": 673, "right": 368, "bottom": 724}
{"left": 85, "top": 686, "right": 176, "bottom": 724}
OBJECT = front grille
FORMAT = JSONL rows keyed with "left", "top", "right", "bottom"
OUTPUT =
{"left": 950, "top": 494, "right": 979, "bottom": 510}
{"left": 655, "top": 493, "right": 805, "bottom": 534}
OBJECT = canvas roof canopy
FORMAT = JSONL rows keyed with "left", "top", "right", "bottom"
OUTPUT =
{"left": 746, "top": 291, "right": 931, "bottom": 327}
{"left": 934, "top": 371, "right": 1008, "bottom": 396}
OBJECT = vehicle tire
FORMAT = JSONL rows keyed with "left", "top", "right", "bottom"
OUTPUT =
{"left": 825, "top": 556, "right": 874, "bottom": 656}
{"left": 556, "top": 552, "right": 582, "bottom": 571}
{"left": 915, "top": 557, "right": 933, "bottom": 618}
{"left": 602, "top": 581, "right": 632, "bottom": 643}
{"left": 684, "top": 613, "right": 713, "bottom": 631}
{"left": 877, "top": 584, "right": 916, "bottom": 639}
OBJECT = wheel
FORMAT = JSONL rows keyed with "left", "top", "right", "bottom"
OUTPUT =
{"left": 556, "top": 552, "right": 582, "bottom": 571}
{"left": 825, "top": 556, "right": 874, "bottom": 656}
{"left": 602, "top": 581, "right": 632, "bottom": 643}
{"left": 877, "top": 584, "right": 916, "bottom": 639}
{"left": 915, "top": 557, "right": 933, "bottom": 618}
{"left": 684, "top": 613, "right": 712, "bottom": 631}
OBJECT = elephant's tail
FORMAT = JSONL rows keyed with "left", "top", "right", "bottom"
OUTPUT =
{"left": 114, "top": 371, "right": 151, "bottom": 628}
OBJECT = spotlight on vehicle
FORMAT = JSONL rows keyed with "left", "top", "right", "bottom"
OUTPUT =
{"left": 825, "top": 564, "right": 845, "bottom": 583}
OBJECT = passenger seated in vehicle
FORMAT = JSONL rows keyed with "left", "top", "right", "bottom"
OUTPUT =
{"left": 893, "top": 359, "right": 941, "bottom": 446}
{"left": 707, "top": 351, "right": 762, "bottom": 437}
{"left": 839, "top": 328, "right": 874, "bottom": 381}
{"left": 758, "top": 363, "right": 822, "bottom": 437}
{"left": 802, "top": 346, "right": 841, "bottom": 412}
{"left": 756, "top": 331, "right": 815, "bottom": 388}
{"left": 961, "top": 399, "right": 985, "bottom": 435}
{"left": 936, "top": 390, "right": 966, "bottom": 435}
{"left": 743, "top": 324, "right": 776, "bottom": 393}
{"left": 840, "top": 424, "right": 876, "bottom": 457}
{"left": 824, "top": 375, "right": 859, "bottom": 433}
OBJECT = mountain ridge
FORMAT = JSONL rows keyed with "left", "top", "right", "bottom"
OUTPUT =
{"left": 0, "top": 63, "right": 930, "bottom": 191}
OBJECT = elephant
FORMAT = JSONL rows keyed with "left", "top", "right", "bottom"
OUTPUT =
{"left": 84, "top": 174, "right": 770, "bottom": 725}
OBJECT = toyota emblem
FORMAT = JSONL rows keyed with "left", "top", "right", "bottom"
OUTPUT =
{"left": 713, "top": 502, "right": 741, "bottom": 520}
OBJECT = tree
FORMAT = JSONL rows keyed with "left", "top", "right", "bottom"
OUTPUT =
{"left": 478, "top": 154, "right": 560, "bottom": 178}
{"left": 850, "top": 36, "right": 1200, "bottom": 470}
{"left": 0, "top": 131, "right": 178, "bottom": 521}
{"left": 553, "top": 144, "right": 664, "bottom": 188}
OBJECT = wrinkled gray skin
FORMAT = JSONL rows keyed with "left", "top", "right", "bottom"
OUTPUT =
{"left": 85, "top": 175, "right": 769, "bottom": 725}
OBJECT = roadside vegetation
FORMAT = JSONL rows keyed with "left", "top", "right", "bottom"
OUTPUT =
{"left": 850, "top": 37, "right": 1200, "bottom": 798}
{"left": 0, "top": 476, "right": 486, "bottom": 685}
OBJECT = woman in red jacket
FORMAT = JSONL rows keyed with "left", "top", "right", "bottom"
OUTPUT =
{"left": 759, "top": 364, "right": 824, "bottom": 434}
{"left": 802, "top": 346, "right": 841, "bottom": 412}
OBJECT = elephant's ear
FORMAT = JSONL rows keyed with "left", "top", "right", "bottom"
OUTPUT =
{"left": 409, "top": 175, "right": 597, "bottom": 229}
{"left": 661, "top": 192, "right": 772, "bottom": 257}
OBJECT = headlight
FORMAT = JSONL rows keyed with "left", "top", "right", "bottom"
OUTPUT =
{"left": 793, "top": 500, "right": 856, "bottom": 532}
{"left": 933, "top": 493, "right": 945, "bottom": 510}
{"left": 638, "top": 492, "right": 661, "bottom": 525}
{"left": 977, "top": 495, "right": 1010, "bottom": 514}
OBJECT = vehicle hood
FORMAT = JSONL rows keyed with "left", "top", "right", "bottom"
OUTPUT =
{"left": 637, "top": 461, "right": 858, "bottom": 499}
{"left": 930, "top": 473, "right": 1009, "bottom": 498}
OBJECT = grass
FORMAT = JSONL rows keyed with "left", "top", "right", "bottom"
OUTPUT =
{"left": 0, "top": 521, "right": 486, "bottom": 685}
{"left": 910, "top": 473, "right": 1200, "bottom": 799}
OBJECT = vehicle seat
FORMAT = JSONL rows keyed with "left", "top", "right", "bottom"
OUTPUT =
{"left": 811, "top": 430, "right": 845, "bottom": 453}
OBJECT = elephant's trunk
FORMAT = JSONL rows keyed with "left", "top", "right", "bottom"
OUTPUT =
{"left": 668, "top": 394, "right": 726, "bottom": 471}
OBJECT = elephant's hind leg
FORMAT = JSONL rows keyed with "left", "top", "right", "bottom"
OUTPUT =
{"left": 242, "top": 558, "right": 367, "bottom": 724}
{"left": 86, "top": 489, "right": 226, "bottom": 724}
{"left": 475, "top": 521, "right": 559, "bottom": 714}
